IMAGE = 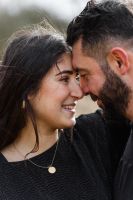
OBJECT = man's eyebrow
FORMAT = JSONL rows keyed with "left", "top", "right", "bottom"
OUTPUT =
{"left": 56, "top": 70, "right": 73, "bottom": 76}
{"left": 74, "top": 67, "right": 79, "bottom": 73}
{"left": 74, "top": 67, "right": 88, "bottom": 73}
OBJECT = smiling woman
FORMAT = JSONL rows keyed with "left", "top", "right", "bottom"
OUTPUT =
{"left": 28, "top": 52, "right": 81, "bottom": 130}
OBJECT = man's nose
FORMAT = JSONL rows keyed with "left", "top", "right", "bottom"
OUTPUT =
{"left": 80, "top": 81, "right": 90, "bottom": 96}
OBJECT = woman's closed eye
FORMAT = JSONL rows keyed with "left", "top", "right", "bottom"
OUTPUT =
{"left": 59, "top": 75, "right": 70, "bottom": 83}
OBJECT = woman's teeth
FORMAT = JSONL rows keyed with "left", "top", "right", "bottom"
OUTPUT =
{"left": 62, "top": 104, "right": 75, "bottom": 111}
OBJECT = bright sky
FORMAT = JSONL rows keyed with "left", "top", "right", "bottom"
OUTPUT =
{"left": 0, "top": 0, "right": 89, "bottom": 21}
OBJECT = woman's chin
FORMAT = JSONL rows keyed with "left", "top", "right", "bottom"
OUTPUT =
{"left": 62, "top": 118, "right": 76, "bottom": 129}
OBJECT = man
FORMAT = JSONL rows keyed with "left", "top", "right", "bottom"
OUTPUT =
{"left": 67, "top": 0, "right": 133, "bottom": 199}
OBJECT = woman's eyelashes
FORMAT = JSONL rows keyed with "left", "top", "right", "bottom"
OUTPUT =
{"left": 57, "top": 71, "right": 80, "bottom": 85}
{"left": 60, "top": 74, "right": 80, "bottom": 84}
{"left": 59, "top": 75, "right": 70, "bottom": 84}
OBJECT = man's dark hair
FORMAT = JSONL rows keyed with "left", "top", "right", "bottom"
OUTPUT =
{"left": 67, "top": 0, "right": 133, "bottom": 61}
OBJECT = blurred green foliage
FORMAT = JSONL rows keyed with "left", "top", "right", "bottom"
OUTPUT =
{"left": 0, "top": 7, "right": 68, "bottom": 59}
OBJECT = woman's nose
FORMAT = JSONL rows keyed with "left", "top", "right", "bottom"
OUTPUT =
{"left": 71, "top": 81, "right": 84, "bottom": 99}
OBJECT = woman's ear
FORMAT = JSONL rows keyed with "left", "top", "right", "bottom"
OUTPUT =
{"left": 107, "top": 47, "right": 129, "bottom": 75}
{"left": 27, "top": 92, "right": 34, "bottom": 102}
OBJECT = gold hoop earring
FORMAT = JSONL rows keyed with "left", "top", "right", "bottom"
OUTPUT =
{"left": 22, "top": 100, "right": 25, "bottom": 109}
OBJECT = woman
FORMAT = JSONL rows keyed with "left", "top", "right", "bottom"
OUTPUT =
{"left": 0, "top": 25, "right": 84, "bottom": 199}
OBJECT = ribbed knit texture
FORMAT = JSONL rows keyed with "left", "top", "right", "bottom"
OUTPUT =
{"left": 0, "top": 110, "right": 130, "bottom": 200}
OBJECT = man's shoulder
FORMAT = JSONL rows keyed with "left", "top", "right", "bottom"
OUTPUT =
{"left": 74, "top": 109, "right": 107, "bottom": 145}
{"left": 76, "top": 109, "right": 105, "bottom": 131}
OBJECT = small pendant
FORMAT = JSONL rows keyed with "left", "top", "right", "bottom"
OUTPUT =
{"left": 48, "top": 166, "right": 56, "bottom": 174}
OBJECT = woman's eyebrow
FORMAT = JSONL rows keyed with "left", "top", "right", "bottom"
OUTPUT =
{"left": 56, "top": 70, "right": 73, "bottom": 76}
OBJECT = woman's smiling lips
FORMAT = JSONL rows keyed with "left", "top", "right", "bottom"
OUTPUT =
{"left": 62, "top": 103, "right": 76, "bottom": 113}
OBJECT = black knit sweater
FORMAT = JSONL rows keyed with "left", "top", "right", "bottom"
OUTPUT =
{"left": 0, "top": 111, "right": 130, "bottom": 200}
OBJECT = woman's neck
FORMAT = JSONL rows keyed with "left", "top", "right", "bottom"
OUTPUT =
{"left": 1, "top": 119, "right": 59, "bottom": 162}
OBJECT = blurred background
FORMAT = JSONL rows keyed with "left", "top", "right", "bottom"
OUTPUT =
{"left": 0, "top": 0, "right": 99, "bottom": 116}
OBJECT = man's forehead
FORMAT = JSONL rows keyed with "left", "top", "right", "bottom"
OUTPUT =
{"left": 72, "top": 39, "right": 83, "bottom": 51}
{"left": 72, "top": 46, "right": 84, "bottom": 67}
{"left": 73, "top": 65, "right": 89, "bottom": 73}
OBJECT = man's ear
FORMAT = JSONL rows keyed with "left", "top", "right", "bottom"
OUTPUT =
{"left": 106, "top": 47, "right": 129, "bottom": 75}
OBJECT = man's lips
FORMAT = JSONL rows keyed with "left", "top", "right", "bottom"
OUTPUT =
{"left": 97, "top": 99, "right": 105, "bottom": 109}
{"left": 90, "top": 94, "right": 98, "bottom": 102}
{"left": 90, "top": 94, "right": 105, "bottom": 109}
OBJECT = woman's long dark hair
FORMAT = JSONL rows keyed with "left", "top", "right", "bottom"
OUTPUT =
{"left": 0, "top": 24, "right": 71, "bottom": 151}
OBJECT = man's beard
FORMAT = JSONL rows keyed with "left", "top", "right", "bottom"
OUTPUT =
{"left": 99, "top": 65, "right": 132, "bottom": 118}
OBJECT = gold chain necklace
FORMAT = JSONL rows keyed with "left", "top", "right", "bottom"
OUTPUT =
{"left": 13, "top": 132, "right": 60, "bottom": 174}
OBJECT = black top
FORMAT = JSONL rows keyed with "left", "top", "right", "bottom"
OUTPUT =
{"left": 114, "top": 126, "right": 133, "bottom": 200}
{"left": 0, "top": 110, "right": 130, "bottom": 200}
